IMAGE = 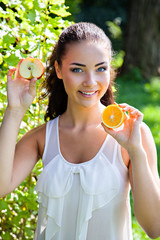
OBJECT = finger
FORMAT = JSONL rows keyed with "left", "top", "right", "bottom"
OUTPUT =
{"left": 119, "top": 103, "right": 137, "bottom": 112}
{"left": 137, "top": 115, "right": 143, "bottom": 124}
{"left": 120, "top": 104, "right": 144, "bottom": 127}
{"left": 29, "top": 78, "right": 37, "bottom": 97}
{"left": 120, "top": 105, "right": 135, "bottom": 113}
{"left": 128, "top": 107, "right": 143, "bottom": 119}
{"left": 119, "top": 104, "right": 142, "bottom": 118}
{"left": 117, "top": 104, "right": 134, "bottom": 118}
{"left": 7, "top": 68, "right": 16, "bottom": 82}
{"left": 101, "top": 122, "right": 118, "bottom": 138}
{"left": 118, "top": 103, "right": 129, "bottom": 109}
{"left": 135, "top": 111, "right": 144, "bottom": 123}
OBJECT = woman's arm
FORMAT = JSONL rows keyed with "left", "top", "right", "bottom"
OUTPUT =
{"left": 128, "top": 122, "right": 160, "bottom": 239}
{"left": 0, "top": 64, "right": 41, "bottom": 197}
{"left": 102, "top": 103, "right": 160, "bottom": 239}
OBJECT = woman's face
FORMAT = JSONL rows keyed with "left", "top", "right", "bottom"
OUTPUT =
{"left": 55, "top": 41, "right": 111, "bottom": 110}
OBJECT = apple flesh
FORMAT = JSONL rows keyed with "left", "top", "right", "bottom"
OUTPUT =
{"left": 19, "top": 57, "right": 44, "bottom": 80}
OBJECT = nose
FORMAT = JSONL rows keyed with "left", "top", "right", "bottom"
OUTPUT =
{"left": 82, "top": 72, "right": 97, "bottom": 87}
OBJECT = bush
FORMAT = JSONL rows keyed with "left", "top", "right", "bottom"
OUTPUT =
{"left": 0, "top": 0, "right": 72, "bottom": 238}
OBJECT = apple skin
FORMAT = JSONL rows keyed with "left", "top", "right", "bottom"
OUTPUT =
{"left": 19, "top": 57, "right": 44, "bottom": 80}
{"left": 32, "top": 58, "right": 44, "bottom": 79}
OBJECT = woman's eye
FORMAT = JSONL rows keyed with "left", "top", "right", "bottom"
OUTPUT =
{"left": 97, "top": 67, "right": 107, "bottom": 72}
{"left": 70, "top": 68, "right": 83, "bottom": 73}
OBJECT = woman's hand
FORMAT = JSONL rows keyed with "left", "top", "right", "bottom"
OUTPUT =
{"left": 7, "top": 59, "right": 37, "bottom": 113}
{"left": 101, "top": 103, "right": 144, "bottom": 155}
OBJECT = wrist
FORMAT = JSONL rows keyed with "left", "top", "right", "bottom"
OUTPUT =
{"left": 5, "top": 106, "right": 26, "bottom": 119}
{"left": 127, "top": 144, "right": 146, "bottom": 161}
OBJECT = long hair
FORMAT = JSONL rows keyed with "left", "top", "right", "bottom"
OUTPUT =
{"left": 43, "top": 22, "right": 116, "bottom": 121}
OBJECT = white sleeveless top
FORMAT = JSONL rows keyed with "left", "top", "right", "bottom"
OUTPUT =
{"left": 34, "top": 116, "right": 133, "bottom": 240}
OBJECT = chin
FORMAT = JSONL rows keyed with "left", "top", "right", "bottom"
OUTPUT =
{"left": 78, "top": 101, "right": 99, "bottom": 110}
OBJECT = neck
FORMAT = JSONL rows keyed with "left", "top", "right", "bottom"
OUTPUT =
{"left": 60, "top": 102, "right": 105, "bottom": 129}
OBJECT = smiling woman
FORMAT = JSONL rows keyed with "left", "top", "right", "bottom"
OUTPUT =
{"left": 43, "top": 22, "right": 116, "bottom": 121}
{"left": 0, "top": 22, "right": 160, "bottom": 240}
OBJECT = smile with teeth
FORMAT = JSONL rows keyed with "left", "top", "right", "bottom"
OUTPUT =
{"left": 79, "top": 90, "right": 97, "bottom": 96}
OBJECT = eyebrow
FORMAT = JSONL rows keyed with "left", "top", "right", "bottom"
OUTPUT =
{"left": 95, "top": 62, "right": 108, "bottom": 67}
{"left": 70, "top": 62, "right": 108, "bottom": 67}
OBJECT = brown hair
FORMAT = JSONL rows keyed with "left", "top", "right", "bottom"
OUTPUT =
{"left": 43, "top": 22, "right": 116, "bottom": 121}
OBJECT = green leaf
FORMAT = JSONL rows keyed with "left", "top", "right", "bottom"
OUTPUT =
{"left": 0, "top": 199, "right": 9, "bottom": 210}
{"left": 4, "top": 54, "right": 20, "bottom": 66}
{"left": 50, "top": 5, "right": 71, "bottom": 17}
{"left": 3, "top": 34, "right": 16, "bottom": 44}
{"left": 27, "top": 9, "right": 37, "bottom": 24}
{"left": 33, "top": 0, "right": 40, "bottom": 10}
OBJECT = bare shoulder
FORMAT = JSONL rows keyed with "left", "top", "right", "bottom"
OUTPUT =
{"left": 25, "top": 123, "right": 46, "bottom": 139}
{"left": 140, "top": 121, "right": 153, "bottom": 137}
{"left": 18, "top": 123, "right": 47, "bottom": 159}
{"left": 23, "top": 122, "right": 46, "bottom": 136}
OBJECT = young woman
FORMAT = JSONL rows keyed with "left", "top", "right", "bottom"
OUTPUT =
{"left": 0, "top": 22, "right": 160, "bottom": 240}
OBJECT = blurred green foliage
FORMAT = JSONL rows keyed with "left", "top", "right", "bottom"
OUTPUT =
{"left": 0, "top": 0, "right": 71, "bottom": 70}
{"left": 65, "top": 0, "right": 82, "bottom": 21}
{"left": 75, "top": 0, "right": 129, "bottom": 51}
{"left": 0, "top": 0, "right": 160, "bottom": 239}
{"left": 0, "top": 0, "right": 72, "bottom": 239}
{"left": 0, "top": 163, "right": 41, "bottom": 239}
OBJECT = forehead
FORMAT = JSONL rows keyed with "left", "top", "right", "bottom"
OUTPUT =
{"left": 62, "top": 41, "right": 111, "bottom": 64}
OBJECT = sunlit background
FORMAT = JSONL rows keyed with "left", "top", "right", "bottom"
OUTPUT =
{"left": 0, "top": 0, "right": 160, "bottom": 239}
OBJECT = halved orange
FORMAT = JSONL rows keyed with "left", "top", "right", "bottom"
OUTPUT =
{"left": 101, "top": 104, "right": 125, "bottom": 129}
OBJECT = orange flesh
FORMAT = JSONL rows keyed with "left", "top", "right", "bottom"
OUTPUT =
{"left": 101, "top": 104, "right": 125, "bottom": 128}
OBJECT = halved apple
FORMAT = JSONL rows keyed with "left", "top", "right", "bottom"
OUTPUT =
{"left": 19, "top": 57, "right": 44, "bottom": 80}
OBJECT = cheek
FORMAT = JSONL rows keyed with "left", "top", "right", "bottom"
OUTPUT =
{"left": 101, "top": 72, "right": 110, "bottom": 88}
{"left": 62, "top": 70, "right": 80, "bottom": 88}
{"left": 62, "top": 75, "right": 76, "bottom": 94}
